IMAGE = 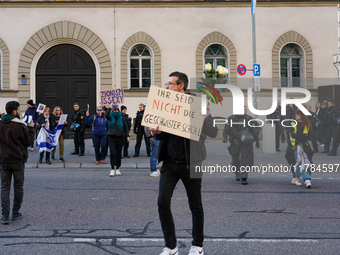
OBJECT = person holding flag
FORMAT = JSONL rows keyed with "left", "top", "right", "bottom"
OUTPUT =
{"left": 36, "top": 108, "right": 55, "bottom": 164}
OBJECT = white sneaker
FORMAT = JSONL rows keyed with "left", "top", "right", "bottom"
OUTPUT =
{"left": 188, "top": 246, "right": 204, "bottom": 255}
{"left": 159, "top": 247, "right": 179, "bottom": 255}
{"left": 157, "top": 170, "right": 161, "bottom": 176}
{"left": 150, "top": 171, "right": 159, "bottom": 177}
{"left": 305, "top": 179, "right": 312, "bottom": 188}
{"left": 109, "top": 170, "right": 115, "bottom": 177}
{"left": 291, "top": 178, "right": 302, "bottom": 186}
{"left": 29, "top": 147, "right": 34, "bottom": 152}
{"left": 116, "top": 169, "right": 121, "bottom": 176}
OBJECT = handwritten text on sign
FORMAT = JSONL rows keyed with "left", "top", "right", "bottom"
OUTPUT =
{"left": 142, "top": 85, "right": 204, "bottom": 141}
{"left": 100, "top": 89, "right": 124, "bottom": 105}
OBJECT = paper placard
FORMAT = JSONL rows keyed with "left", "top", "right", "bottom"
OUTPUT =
{"left": 100, "top": 89, "right": 124, "bottom": 105}
{"left": 36, "top": 103, "right": 46, "bottom": 114}
{"left": 58, "top": 114, "right": 68, "bottom": 125}
{"left": 142, "top": 85, "right": 204, "bottom": 141}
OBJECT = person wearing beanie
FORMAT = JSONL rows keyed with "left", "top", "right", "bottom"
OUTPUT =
{"left": 121, "top": 105, "right": 132, "bottom": 158}
{"left": 24, "top": 100, "right": 39, "bottom": 152}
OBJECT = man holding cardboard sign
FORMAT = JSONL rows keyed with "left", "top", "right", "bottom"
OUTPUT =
{"left": 146, "top": 72, "right": 217, "bottom": 255}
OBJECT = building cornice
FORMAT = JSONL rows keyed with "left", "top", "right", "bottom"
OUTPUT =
{"left": 0, "top": 1, "right": 338, "bottom": 8}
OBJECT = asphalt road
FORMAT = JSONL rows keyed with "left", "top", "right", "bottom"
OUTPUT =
{"left": 1, "top": 166, "right": 340, "bottom": 255}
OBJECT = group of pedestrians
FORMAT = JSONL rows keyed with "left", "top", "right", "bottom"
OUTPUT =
{"left": 1, "top": 83, "right": 339, "bottom": 255}
{"left": 23, "top": 102, "right": 67, "bottom": 164}
{"left": 222, "top": 99, "right": 340, "bottom": 189}
{"left": 269, "top": 99, "right": 340, "bottom": 155}
{"left": 0, "top": 72, "right": 217, "bottom": 255}
{"left": 314, "top": 100, "right": 340, "bottom": 156}
{"left": 24, "top": 101, "right": 157, "bottom": 178}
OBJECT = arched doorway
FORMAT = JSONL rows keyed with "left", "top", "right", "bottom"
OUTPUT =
{"left": 36, "top": 44, "right": 96, "bottom": 138}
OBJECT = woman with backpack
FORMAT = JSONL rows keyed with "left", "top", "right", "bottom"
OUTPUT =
{"left": 105, "top": 103, "right": 130, "bottom": 177}
{"left": 86, "top": 106, "right": 108, "bottom": 165}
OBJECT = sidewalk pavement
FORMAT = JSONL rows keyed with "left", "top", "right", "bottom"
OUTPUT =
{"left": 26, "top": 139, "right": 339, "bottom": 169}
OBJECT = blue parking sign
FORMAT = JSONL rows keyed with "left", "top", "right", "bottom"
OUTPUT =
{"left": 253, "top": 64, "right": 260, "bottom": 76}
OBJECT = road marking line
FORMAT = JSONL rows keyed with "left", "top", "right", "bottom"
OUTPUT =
{"left": 74, "top": 238, "right": 318, "bottom": 243}
{"left": 74, "top": 238, "right": 96, "bottom": 242}
{"left": 116, "top": 238, "right": 318, "bottom": 243}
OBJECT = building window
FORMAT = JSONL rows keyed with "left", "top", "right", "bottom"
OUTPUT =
{"left": 204, "top": 44, "right": 228, "bottom": 72}
{"left": 129, "top": 44, "right": 152, "bottom": 88}
{"left": 280, "top": 43, "right": 303, "bottom": 87}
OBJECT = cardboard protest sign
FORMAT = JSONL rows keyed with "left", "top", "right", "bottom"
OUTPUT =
{"left": 100, "top": 89, "right": 124, "bottom": 105}
{"left": 142, "top": 85, "right": 205, "bottom": 141}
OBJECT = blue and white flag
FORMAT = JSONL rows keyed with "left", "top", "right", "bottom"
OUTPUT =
{"left": 37, "top": 124, "right": 64, "bottom": 152}
{"left": 251, "top": 0, "right": 257, "bottom": 15}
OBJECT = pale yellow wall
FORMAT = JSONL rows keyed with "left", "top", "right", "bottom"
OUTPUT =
{"left": 0, "top": 4, "right": 337, "bottom": 116}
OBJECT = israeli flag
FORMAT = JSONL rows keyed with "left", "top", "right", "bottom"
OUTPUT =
{"left": 37, "top": 124, "right": 64, "bottom": 152}
{"left": 251, "top": 0, "right": 257, "bottom": 15}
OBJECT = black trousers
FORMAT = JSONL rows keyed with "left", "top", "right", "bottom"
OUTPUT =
{"left": 73, "top": 130, "right": 85, "bottom": 153}
{"left": 108, "top": 136, "right": 123, "bottom": 169}
{"left": 319, "top": 125, "right": 327, "bottom": 145}
{"left": 0, "top": 163, "right": 25, "bottom": 215}
{"left": 286, "top": 130, "right": 292, "bottom": 147}
{"left": 122, "top": 133, "right": 130, "bottom": 157}
{"left": 230, "top": 143, "right": 254, "bottom": 179}
{"left": 134, "top": 128, "right": 150, "bottom": 156}
{"left": 158, "top": 162, "right": 204, "bottom": 249}
{"left": 275, "top": 124, "right": 281, "bottom": 150}
{"left": 324, "top": 126, "right": 335, "bottom": 152}
{"left": 280, "top": 125, "right": 286, "bottom": 143}
{"left": 310, "top": 130, "right": 318, "bottom": 152}
{"left": 331, "top": 126, "right": 340, "bottom": 154}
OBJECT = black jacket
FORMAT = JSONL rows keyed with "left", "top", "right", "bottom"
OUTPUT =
{"left": 122, "top": 113, "right": 132, "bottom": 133}
{"left": 134, "top": 110, "right": 144, "bottom": 133}
{"left": 318, "top": 107, "right": 327, "bottom": 125}
{"left": 282, "top": 105, "right": 296, "bottom": 121}
{"left": 105, "top": 108, "right": 130, "bottom": 137}
{"left": 0, "top": 116, "right": 35, "bottom": 163}
{"left": 223, "top": 114, "right": 260, "bottom": 147}
{"left": 36, "top": 114, "right": 56, "bottom": 132}
{"left": 71, "top": 109, "right": 86, "bottom": 132}
{"left": 267, "top": 106, "right": 282, "bottom": 125}
{"left": 155, "top": 114, "right": 218, "bottom": 166}
{"left": 327, "top": 106, "right": 339, "bottom": 126}
{"left": 307, "top": 110, "right": 317, "bottom": 130}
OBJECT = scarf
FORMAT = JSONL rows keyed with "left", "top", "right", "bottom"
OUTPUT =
{"left": 294, "top": 144, "right": 312, "bottom": 172}
{"left": 109, "top": 111, "right": 124, "bottom": 132}
{"left": 44, "top": 114, "right": 50, "bottom": 130}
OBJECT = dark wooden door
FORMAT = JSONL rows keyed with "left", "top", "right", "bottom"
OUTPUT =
{"left": 36, "top": 44, "right": 96, "bottom": 138}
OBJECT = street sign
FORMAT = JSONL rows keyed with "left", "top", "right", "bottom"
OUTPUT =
{"left": 254, "top": 76, "right": 261, "bottom": 91}
{"left": 237, "top": 64, "right": 247, "bottom": 76}
{"left": 253, "top": 64, "right": 260, "bottom": 76}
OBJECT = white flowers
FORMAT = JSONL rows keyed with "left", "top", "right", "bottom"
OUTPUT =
{"left": 205, "top": 63, "right": 212, "bottom": 72}
{"left": 216, "top": 65, "right": 228, "bottom": 75}
{"left": 204, "top": 64, "right": 228, "bottom": 78}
